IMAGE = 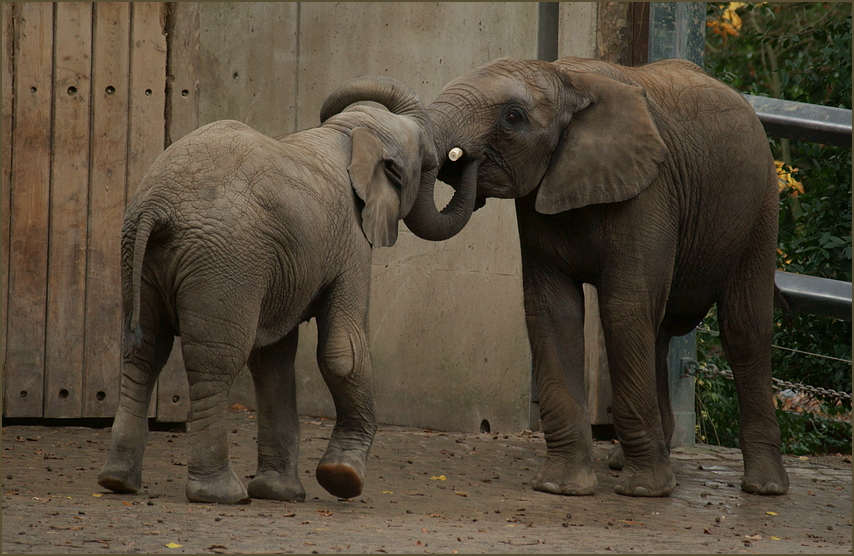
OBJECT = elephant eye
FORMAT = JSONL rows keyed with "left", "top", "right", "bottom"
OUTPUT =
{"left": 505, "top": 109, "right": 522, "bottom": 123}
{"left": 502, "top": 107, "right": 525, "bottom": 128}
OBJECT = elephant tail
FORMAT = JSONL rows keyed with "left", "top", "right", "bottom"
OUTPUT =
{"left": 127, "top": 211, "right": 160, "bottom": 342}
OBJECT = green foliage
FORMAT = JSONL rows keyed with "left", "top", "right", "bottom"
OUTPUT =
{"left": 699, "top": 3, "right": 851, "bottom": 454}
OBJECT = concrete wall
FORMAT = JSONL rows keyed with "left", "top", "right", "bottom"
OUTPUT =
{"left": 193, "top": 2, "right": 601, "bottom": 433}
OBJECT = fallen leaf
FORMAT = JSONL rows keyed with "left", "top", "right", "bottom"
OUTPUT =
{"left": 430, "top": 475, "right": 447, "bottom": 481}
{"left": 382, "top": 490, "right": 394, "bottom": 494}
{"left": 429, "top": 514, "right": 445, "bottom": 518}
{"left": 422, "top": 528, "right": 428, "bottom": 534}
{"left": 703, "top": 528, "right": 712, "bottom": 535}
{"left": 317, "top": 510, "right": 333, "bottom": 517}
{"left": 90, "top": 494, "right": 103, "bottom": 498}
{"left": 404, "top": 490, "right": 423, "bottom": 496}
{"left": 745, "top": 534, "right": 762, "bottom": 541}
{"left": 454, "top": 491, "right": 468, "bottom": 497}
{"left": 771, "top": 537, "right": 781, "bottom": 541}
{"left": 766, "top": 511, "right": 778, "bottom": 516}
{"left": 284, "top": 512, "right": 296, "bottom": 517}
{"left": 165, "top": 542, "right": 183, "bottom": 548}
{"left": 207, "top": 545, "right": 227, "bottom": 553}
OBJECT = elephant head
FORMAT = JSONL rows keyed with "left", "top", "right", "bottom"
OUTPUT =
{"left": 320, "top": 76, "right": 482, "bottom": 246}
{"left": 322, "top": 76, "right": 481, "bottom": 243}
{"left": 402, "top": 57, "right": 669, "bottom": 240}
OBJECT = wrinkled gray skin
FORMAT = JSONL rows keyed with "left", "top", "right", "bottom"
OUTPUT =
{"left": 402, "top": 57, "right": 789, "bottom": 498}
{"left": 98, "top": 77, "right": 452, "bottom": 505}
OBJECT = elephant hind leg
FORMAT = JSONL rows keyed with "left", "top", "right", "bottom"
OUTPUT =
{"left": 718, "top": 273, "right": 789, "bottom": 495}
{"left": 99, "top": 287, "right": 175, "bottom": 494}
{"left": 179, "top": 309, "right": 257, "bottom": 505}
{"left": 314, "top": 281, "right": 377, "bottom": 500}
{"left": 246, "top": 329, "right": 306, "bottom": 502}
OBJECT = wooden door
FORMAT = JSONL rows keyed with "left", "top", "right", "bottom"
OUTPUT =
{"left": 2, "top": 2, "right": 191, "bottom": 421}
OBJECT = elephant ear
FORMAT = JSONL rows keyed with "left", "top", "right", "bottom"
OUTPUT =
{"left": 535, "top": 71, "right": 669, "bottom": 215}
{"left": 349, "top": 124, "right": 422, "bottom": 247}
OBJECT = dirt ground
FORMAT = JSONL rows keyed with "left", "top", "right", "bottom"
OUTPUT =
{"left": 2, "top": 408, "right": 851, "bottom": 554}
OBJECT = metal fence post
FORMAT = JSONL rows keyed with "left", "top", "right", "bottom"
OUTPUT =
{"left": 648, "top": 2, "right": 706, "bottom": 447}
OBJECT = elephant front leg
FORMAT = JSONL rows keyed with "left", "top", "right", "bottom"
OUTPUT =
{"left": 523, "top": 267, "right": 597, "bottom": 496}
{"left": 246, "top": 330, "right": 306, "bottom": 501}
{"left": 314, "top": 301, "right": 377, "bottom": 499}
{"left": 600, "top": 299, "right": 675, "bottom": 497}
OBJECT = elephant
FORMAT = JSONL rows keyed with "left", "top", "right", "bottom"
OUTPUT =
{"left": 357, "top": 56, "right": 789, "bottom": 498}
{"left": 98, "top": 76, "right": 440, "bottom": 504}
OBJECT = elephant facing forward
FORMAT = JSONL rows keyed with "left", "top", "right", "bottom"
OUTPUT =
{"left": 98, "top": 77, "right": 451, "bottom": 504}
{"left": 383, "top": 57, "right": 789, "bottom": 497}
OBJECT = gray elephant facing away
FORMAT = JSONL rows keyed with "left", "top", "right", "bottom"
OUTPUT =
{"left": 379, "top": 57, "right": 789, "bottom": 498}
{"left": 98, "top": 77, "right": 458, "bottom": 504}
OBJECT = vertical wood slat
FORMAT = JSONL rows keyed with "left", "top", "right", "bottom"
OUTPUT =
{"left": 127, "top": 2, "right": 166, "bottom": 200}
{"left": 4, "top": 3, "right": 54, "bottom": 417}
{"left": 154, "top": 2, "right": 200, "bottom": 423}
{"left": 43, "top": 1, "right": 93, "bottom": 418}
{"left": 165, "top": 2, "right": 199, "bottom": 145}
{"left": 1, "top": 3, "right": 15, "bottom": 396}
{"left": 83, "top": 2, "right": 130, "bottom": 417}
{"left": 127, "top": 2, "right": 167, "bottom": 418}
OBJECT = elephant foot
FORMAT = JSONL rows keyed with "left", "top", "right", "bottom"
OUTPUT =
{"left": 98, "top": 457, "right": 143, "bottom": 494}
{"left": 248, "top": 470, "right": 306, "bottom": 502}
{"left": 531, "top": 456, "right": 597, "bottom": 496}
{"left": 607, "top": 442, "right": 625, "bottom": 471}
{"left": 316, "top": 448, "right": 366, "bottom": 499}
{"left": 741, "top": 457, "right": 789, "bottom": 495}
{"left": 186, "top": 469, "right": 251, "bottom": 504}
{"left": 614, "top": 461, "right": 676, "bottom": 497}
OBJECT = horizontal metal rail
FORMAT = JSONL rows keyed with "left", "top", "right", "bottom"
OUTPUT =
{"left": 744, "top": 95, "right": 852, "bottom": 147}
{"left": 775, "top": 270, "right": 852, "bottom": 321}
{"left": 743, "top": 97, "right": 852, "bottom": 321}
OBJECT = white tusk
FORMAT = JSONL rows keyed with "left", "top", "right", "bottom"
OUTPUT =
{"left": 448, "top": 147, "right": 463, "bottom": 161}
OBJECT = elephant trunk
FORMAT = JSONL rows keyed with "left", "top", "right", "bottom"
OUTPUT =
{"left": 320, "top": 75, "right": 431, "bottom": 135}
{"left": 402, "top": 105, "right": 480, "bottom": 241}
{"left": 402, "top": 153, "right": 480, "bottom": 242}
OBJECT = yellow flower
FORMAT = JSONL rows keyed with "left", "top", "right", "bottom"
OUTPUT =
{"left": 775, "top": 161, "right": 804, "bottom": 196}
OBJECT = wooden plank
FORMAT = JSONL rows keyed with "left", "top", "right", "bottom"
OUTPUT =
{"left": 4, "top": 3, "right": 54, "bottom": 417}
{"left": 165, "top": 1, "right": 198, "bottom": 145}
{"left": 44, "top": 2, "right": 93, "bottom": 418}
{"left": 156, "top": 2, "right": 197, "bottom": 422}
{"left": 127, "top": 2, "right": 167, "bottom": 418}
{"left": 126, "top": 1, "right": 166, "bottom": 199}
{"left": 83, "top": 2, "right": 130, "bottom": 417}
{"left": 1, "top": 3, "right": 15, "bottom": 396}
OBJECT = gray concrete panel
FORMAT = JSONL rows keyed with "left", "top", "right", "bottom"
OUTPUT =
{"left": 293, "top": 3, "right": 538, "bottom": 431}
{"left": 197, "top": 3, "right": 299, "bottom": 136}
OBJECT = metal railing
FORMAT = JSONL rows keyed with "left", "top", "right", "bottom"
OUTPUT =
{"left": 746, "top": 94, "right": 853, "bottom": 322}
{"left": 744, "top": 94, "right": 853, "bottom": 148}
